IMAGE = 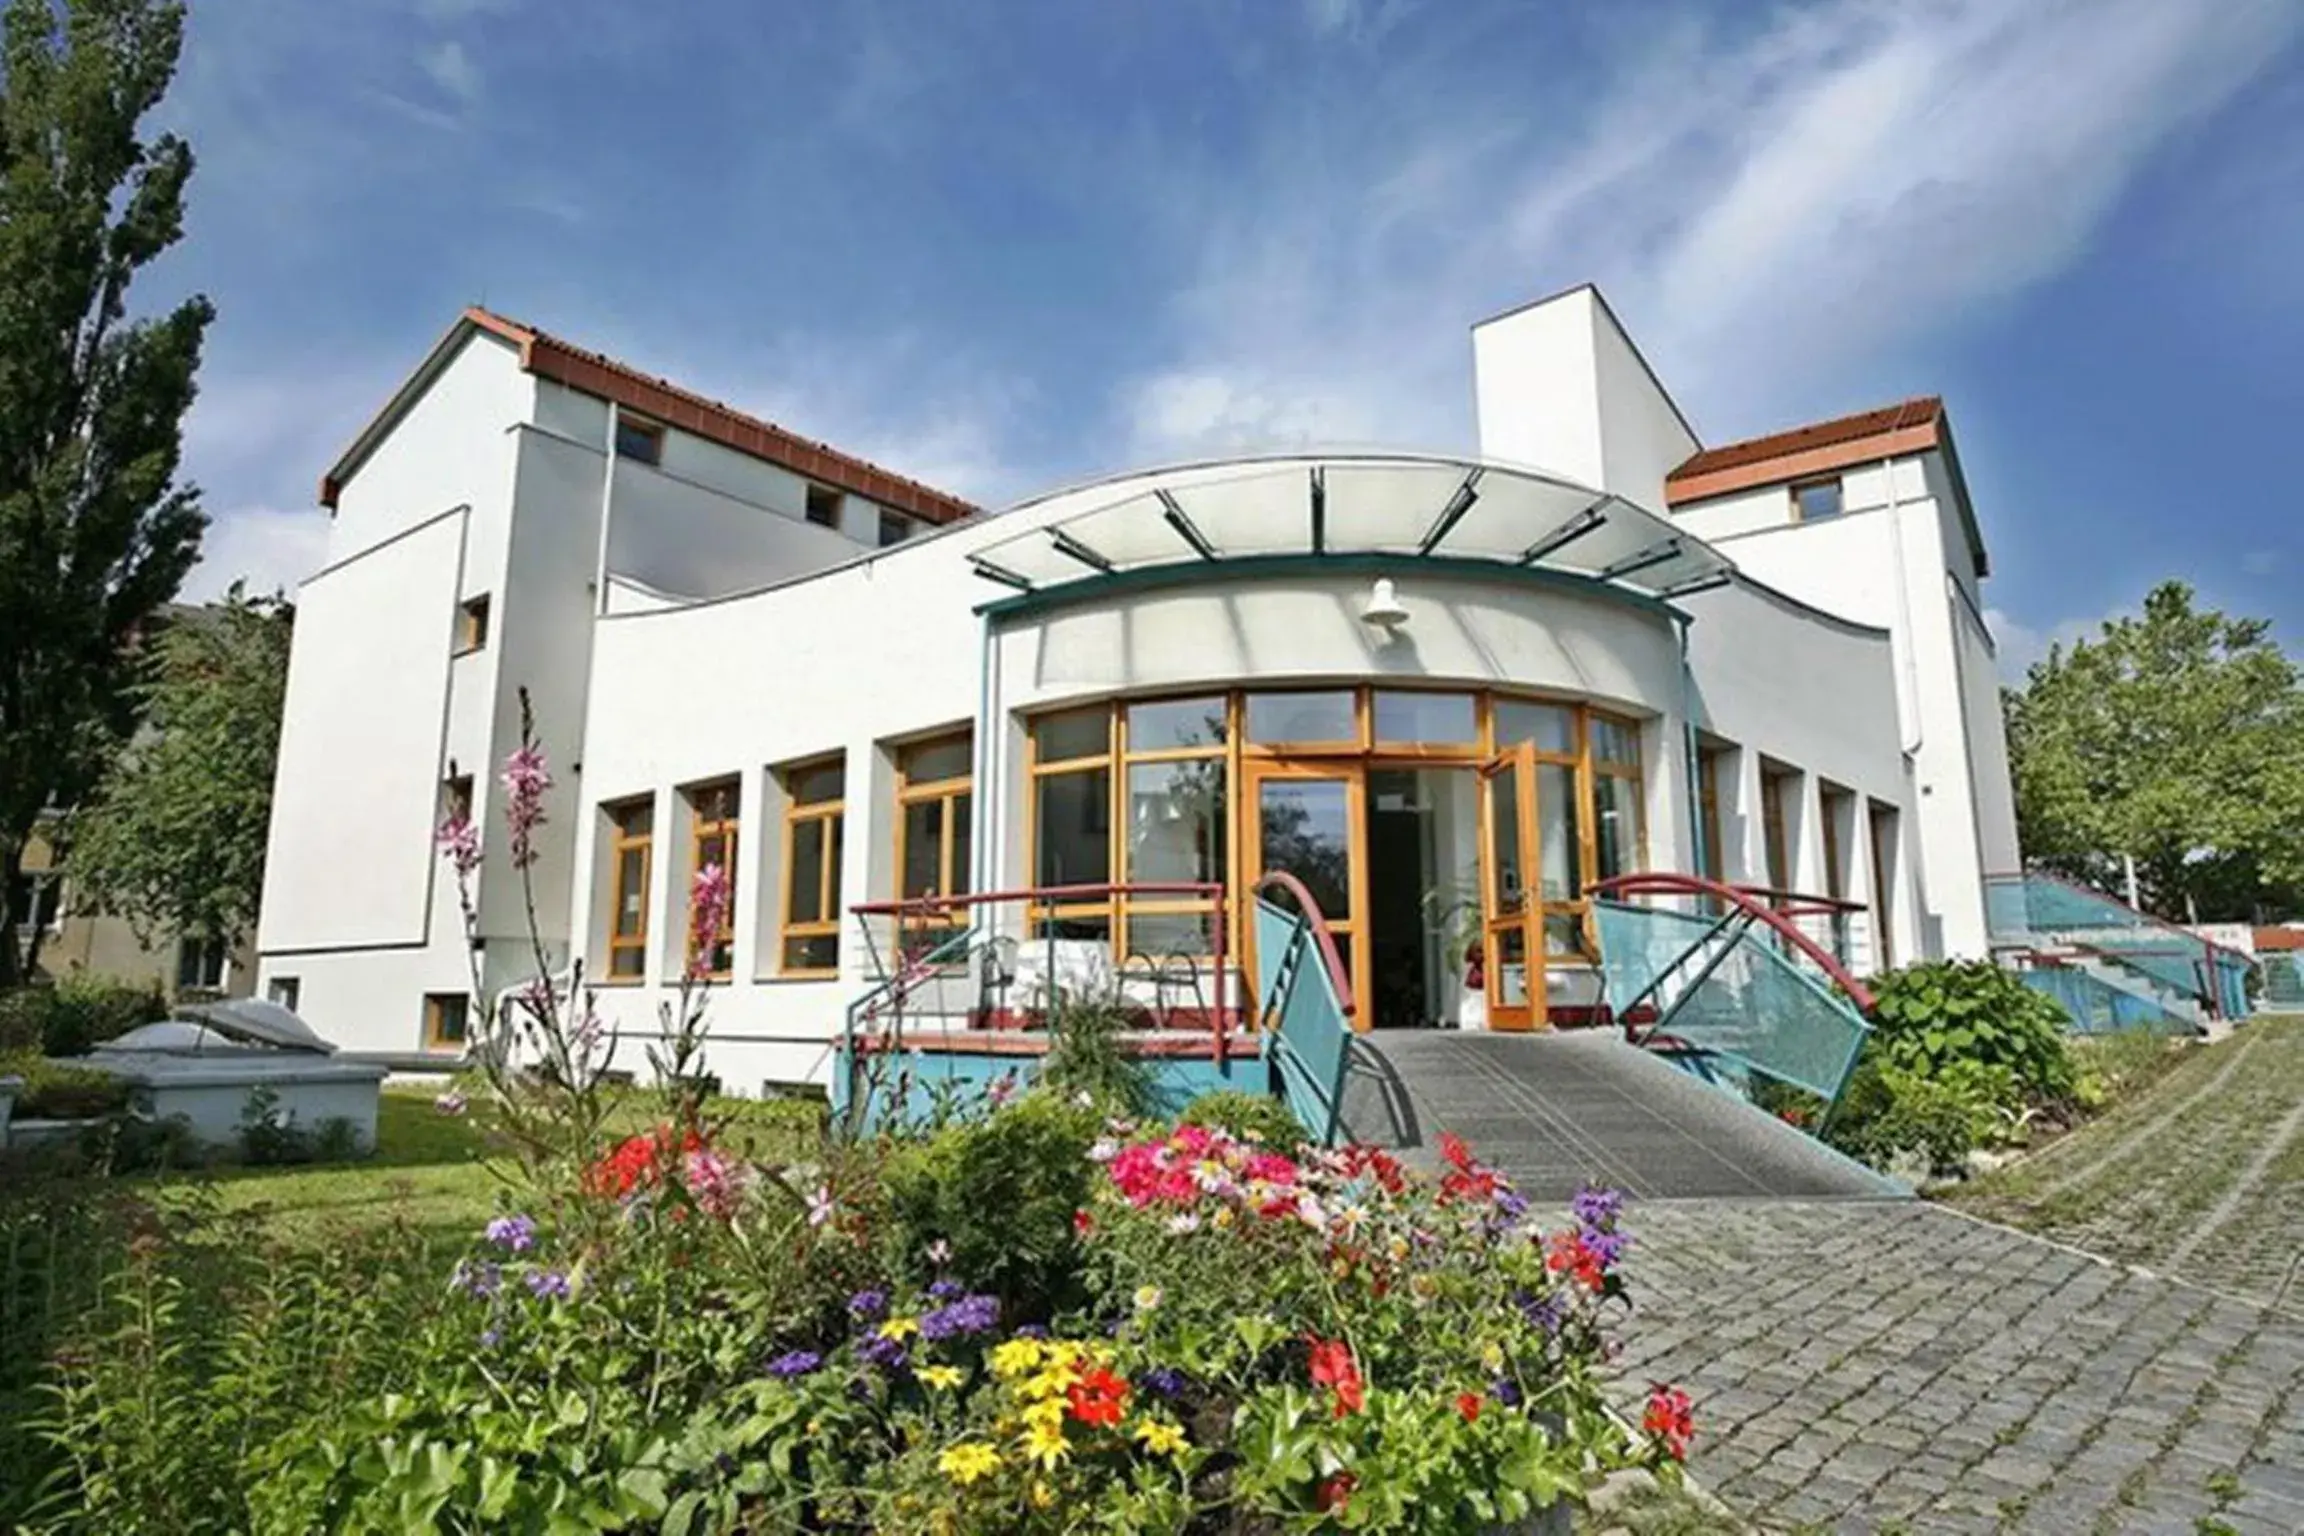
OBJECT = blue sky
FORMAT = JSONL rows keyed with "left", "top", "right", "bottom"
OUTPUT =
{"left": 159, "top": 0, "right": 2302, "bottom": 679}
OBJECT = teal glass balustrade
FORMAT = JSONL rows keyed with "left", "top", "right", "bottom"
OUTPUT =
{"left": 1254, "top": 897, "right": 1352, "bottom": 1146}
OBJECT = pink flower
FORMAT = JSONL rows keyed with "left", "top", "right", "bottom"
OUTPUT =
{"left": 434, "top": 1090, "right": 468, "bottom": 1116}
{"left": 435, "top": 815, "right": 481, "bottom": 878}
{"left": 683, "top": 1147, "right": 747, "bottom": 1218}
{"left": 499, "top": 742, "right": 552, "bottom": 870}
{"left": 806, "top": 1184, "right": 836, "bottom": 1227}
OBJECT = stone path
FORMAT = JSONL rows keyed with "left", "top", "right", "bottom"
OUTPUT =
{"left": 1951, "top": 1018, "right": 2304, "bottom": 1312}
{"left": 1609, "top": 1200, "right": 2304, "bottom": 1534}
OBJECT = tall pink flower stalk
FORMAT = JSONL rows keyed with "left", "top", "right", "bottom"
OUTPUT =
{"left": 499, "top": 740, "right": 552, "bottom": 870}
{"left": 686, "top": 862, "right": 733, "bottom": 981}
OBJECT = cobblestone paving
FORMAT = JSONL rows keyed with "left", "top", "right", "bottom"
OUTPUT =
{"left": 1950, "top": 1019, "right": 2304, "bottom": 1312}
{"left": 1609, "top": 1200, "right": 2304, "bottom": 1534}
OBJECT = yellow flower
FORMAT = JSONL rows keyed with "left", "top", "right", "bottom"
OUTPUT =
{"left": 1020, "top": 1397, "right": 1067, "bottom": 1434}
{"left": 989, "top": 1337, "right": 1044, "bottom": 1379}
{"left": 1025, "top": 1359, "right": 1082, "bottom": 1399}
{"left": 1030, "top": 1479, "right": 1057, "bottom": 1509}
{"left": 1134, "top": 1284, "right": 1163, "bottom": 1312}
{"left": 878, "top": 1316, "right": 921, "bottom": 1342}
{"left": 1480, "top": 1340, "right": 1505, "bottom": 1373}
{"left": 1213, "top": 1206, "right": 1236, "bottom": 1229}
{"left": 1021, "top": 1415, "right": 1070, "bottom": 1469}
{"left": 919, "top": 1364, "right": 964, "bottom": 1390}
{"left": 1132, "top": 1418, "right": 1189, "bottom": 1457}
{"left": 937, "top": 1441, "right": 1003, "bottom": 1486}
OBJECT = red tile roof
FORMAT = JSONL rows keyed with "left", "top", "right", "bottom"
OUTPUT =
{"left": 321, "top": 307, "right": 978, "bottom": 527}
{"left": 1665, "top": 397, "right": 1944, "bottom": 507}
{"left": 2253, "top": 926, "right": 2304, "bottom": 953}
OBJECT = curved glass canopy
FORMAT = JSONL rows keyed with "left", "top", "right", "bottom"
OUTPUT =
{"left": 967, "top": 455, "right": 1734, "bottom": 602}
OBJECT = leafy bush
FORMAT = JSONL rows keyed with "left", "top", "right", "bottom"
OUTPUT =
{"left": 0, "top": 1053, "right": 129, "bottom": 1120}
{"left": 1033, "top": 985, "right": 1157, "bottom": 1115}
{"left": 1179, "top": 1087, "right": 1307, "bottom": 1152}
{"left": 879, "top": 1090, "right": 1100, "bottom": 1319}
{"left": 0, "top": 976, "right": 168, "bottom": 1058}
{"left": 1866, "top": 960, "right": 2075, "bottom": 1103}
{"left": 1823, "top": 1059, "right": 2007, "bottom": 1176}
{"left": 2069, "top": 1029, "right": 2178, "bottom": 1110}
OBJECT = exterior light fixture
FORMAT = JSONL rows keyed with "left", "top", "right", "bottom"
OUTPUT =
{"left": 1361, "top": 577, "right": 1409, "bottom": 630}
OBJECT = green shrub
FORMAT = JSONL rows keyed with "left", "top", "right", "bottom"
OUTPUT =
{"left": 1179, "top": 1088, "right": 1307, "bottom": 1151}
{"left": 0, "top": 976, "right": 168, "bottom": 1058}
{"left": 879, "top": 1090, "right": 1100, "bottom": 1319}
{"left": 1865, "top": 960, "right": 2075, "bottom": 1102}
{"left": 0, "top": 1053, "right": 129, "bottom": 1120}
{"left": 1822, "top": 1059, "right": 2002, "bottom": 1176}
{"left": 1034, "top": 986, "right": 1157, "bottom": 1115}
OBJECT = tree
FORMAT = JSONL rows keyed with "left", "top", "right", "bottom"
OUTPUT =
{"left": 2005, "top": 581, "right": 2304, "bottom": 923}
{"left": 65, "top": 589, "right": 290, "bottom": 954}
{"left": 0, "top": 0, "right": 212, "bottom": 985}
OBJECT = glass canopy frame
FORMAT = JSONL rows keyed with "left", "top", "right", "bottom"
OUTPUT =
{"left": 966, "top": 455, "right": 1735, "bottom": 602}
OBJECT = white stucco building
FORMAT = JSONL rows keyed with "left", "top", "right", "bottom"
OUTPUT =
{"left": 256, "top": 285, "right": 2020, "bottom": 1092}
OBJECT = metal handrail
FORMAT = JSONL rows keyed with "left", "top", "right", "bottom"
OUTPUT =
{"left": 1251, "top": 871, "right": 1356, "bottom": 1020}
{"left": 1252, "top": 872, "right": 1357, "bottom": 1145}
{"left": 1592, "top": 871, "right": 1876, "bottom": 1012}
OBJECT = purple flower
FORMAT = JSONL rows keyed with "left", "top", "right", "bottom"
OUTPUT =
{"left": 479, "top": 1326, "right": 502, "bottom": 1349}
{"left": 1494, "top": 1190, "right": 1530, "bottom": 1221}
{"left": 858, "top": 1334, "right": 908, "bottom": 1370}
{"left": 847, "top": 1289, "right": 888, "bottom": 1321}
{"left": 927, "top": 1279, "right": 964, "bottom": 1302}
{"left": 765, "top": 1349, "right": 823, "bottom": 1379}
{"left": 1582, "top": 1226, "right": 1630, "bottom": 1268}
{"left": 1141, "top": 1366, "right": 1188, "bottom": 1400}
{"left": 485, "top": 1214, "right": 537, "bottom": 1253}
{"left": 1014, "top": 1323, "right": 1050, "bottom": 1340}
{"left": 453, "top": 1260, "right": 501, "bottom": 1299}
{"left": 1490, "top": 1377, "right": 1523, "bottom": 1407}
{"left": 1571, "top": 1186, "right": 1625, "bottom": 1228}
{"left": 525, "top": 1269, "right": 572, "bottom": 1301}
{"left": 1518, "top": 1290, "right": 1565, "bottom": 1336}
{"left": 919, "top": 1293, "right": 999, "bottom": 1342}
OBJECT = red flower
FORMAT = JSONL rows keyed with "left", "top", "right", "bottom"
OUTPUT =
{"left": 1066, "top": 1366, "right": 1130, "bottom": 1427}
{"left": 1435, "top": 1133, "right": 1504, "bottom": 1204}
{"left": 1643, "top": 1385, "right": 1695, "bottom": 1461}
{"left": 1545, "top": 1229, "right": 1606, "bottom": 1292}
{"left": 1455, "top": 1391, "right": 1482, "bottom": 1422}
{"left": 1315, "top": 1471, "right": 1357, "bottom": 1513}
{"left": 1072, "top": 1207, "right": 1095, "bottom": 1238}
{"left": 1306, "top": 1337, "right": 1365, "bottom": 1417}
{"left": 584, "top": 1125, "right": 705, "bottom": 1200}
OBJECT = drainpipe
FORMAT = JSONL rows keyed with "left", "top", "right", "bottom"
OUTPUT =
{"left": 591, "top": 402, "right": 620, "bottom": 617}
{"left": 1676, "top": 611, "right": 1704, "bottom": 899}
{"left": 973, "top": 608, "right": 996, "bottom": 908}
{"left": 1881, "top": 455, "right": 1922, "bottom": 755}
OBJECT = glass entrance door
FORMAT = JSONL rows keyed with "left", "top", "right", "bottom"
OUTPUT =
{"left": 1479, "top": 744, "right": 1544, "bottom": 1030}
{"left": 1246, "top": 764, "right": 1368, "bottom": 1027}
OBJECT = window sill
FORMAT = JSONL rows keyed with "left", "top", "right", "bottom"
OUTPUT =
{"left": 592, "top": 976, "right": 648, "bottom": 989}
{"left": 757, "top": 970, "right": 840, "bottom": 985}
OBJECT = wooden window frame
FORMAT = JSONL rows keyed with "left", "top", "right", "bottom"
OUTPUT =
{"left": 877, "top": 508, "right": 914, "bottom": 547}
{"left": 615, "top": 415, "right": 666, "bottom": 467}
{"left": 423, "top": 991, "right": 472, "bottom": 1050}
{"left": 777, "top": 757, "right": 845, "bottom": 977}
{"left": 1118, "top": 696, "right": 1231, "bottom": 963}
{"left": 1792, "top": 476, "right": 1843, "bottom": 522}
{"left": 1868, "top": 800, "right": 1898, "bottom": 970}
{"left": 603, "top": 797, "right": 654, "bottom": 982}
{"left": 1027, "top": 707, "right": 1119, "bottom": 938}
{"left": 455, "top": 594, "right": 491, "bottom": 656}
{"left": 442, "top": 773, "right": 474, "bottom": 825}
{"left": 1759, "top": 762, "right": 1797, "bottom": 899}
{"left": 894, "top": 733, "right": 974, "bottom": 961}
{"left": 686, "top": 779, "right": 740, "bottom": 979}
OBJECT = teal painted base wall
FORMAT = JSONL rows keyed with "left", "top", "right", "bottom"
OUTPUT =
{"left": 835, "top": 1047, "right": 1269, "bottom": 1130}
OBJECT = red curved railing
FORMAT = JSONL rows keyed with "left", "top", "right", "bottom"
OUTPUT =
{"left": 1590, "top": 871, "right": 1876, "bottom": 1013}
{"left": 1253, "top": 871, "right": 1357, "bottom": 1020}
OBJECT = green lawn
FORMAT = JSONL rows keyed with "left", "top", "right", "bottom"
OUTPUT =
{"left": 190, "top": 1085, "right": 825, "bottom": 1241}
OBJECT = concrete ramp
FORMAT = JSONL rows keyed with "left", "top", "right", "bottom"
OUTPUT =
{"left": 1340, "top": 1030, "right": 1899, "bottom": 1201}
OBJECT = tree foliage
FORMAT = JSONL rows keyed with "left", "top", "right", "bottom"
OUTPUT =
{"left": 2005, "top": 581, "right": 2304, "bottom": 922}
{"left": 67, "top": 589, "right": 291, "bottom": 949}
{"left": 0, "top": 0, "right": 213, "bottom": 983}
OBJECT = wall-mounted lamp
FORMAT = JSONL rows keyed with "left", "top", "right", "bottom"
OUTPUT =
{"left": 1360, "top": 577, "right": 1410, "bottom": 630}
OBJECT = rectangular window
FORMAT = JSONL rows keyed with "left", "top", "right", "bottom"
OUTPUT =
{"left": 267, "top": 976, "right": 301, "bottom": 1012}
{"left": 1590, "top": 713, "right": 1643, "bottom": 885}
{"left": 1760, "top": 762, "right": 1797, "bottom": 897}
{"left": 1794, "top": 477, "right": 1843, "bottom": 522}
{"left": 424, "top": 991, "right": 471, "bottom": 1049}
{"left": 1371, "top": 689, "right": 1477, "bottom": 746}
{"left": 1244, "top": 690, "right": 1357, "bottom": 747}
{"left": 1121, "top": 696, "right": 1228, "bottom": 959}
{"left": 604, "top": 797, "right": 654, "bottom": 980}
{"left": 175, "top": 936, "right": 227, "bottom": 991}
{"left": 1697, "top": 747, "right": 1728, "bottom": 887}
{"left": 895, "top": 733, "right": 973, "bottom": 960}
{"left": 441, "top": 773, "right": 474, "bottom": 825}
{"left": 1029, "top": 705, "right": 1115, "bottom": 937}
{"left": 455, "top": 594, "right": 491, "bottom": 655}
{"left": 778, "top": 757, "right": 845, "bottom": 974}
{"left": 20, "top": 872, "right": 62, "bottom": 933}
{"left": 686, "top": 779, "right": 740, "bottom": 978}
{"left": 615, "top": 415, "right": 665, "bottom": 466}
{"left": 805, "top": 484, "right": 844, "bottom": 529}
{"left": 1492, "top": 699, "right": 1576, "bottom": 756}
{"left": 1869, "top": 801, "right": 1899, "bottom": 969}
{"left": 878, "top": 509, "right": 914, "bottom": 547}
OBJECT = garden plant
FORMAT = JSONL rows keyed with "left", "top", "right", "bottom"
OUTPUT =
{"left": 4, "top": 705, "right": 1691, "bottom": 1532}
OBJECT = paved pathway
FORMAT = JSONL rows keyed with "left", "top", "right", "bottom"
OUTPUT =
{"left": 1952, "top": 1018, "right": 2304, "bottom": 1312}
{"left": 1609, "top": 1200, "right": 2304, "bottom": 1535}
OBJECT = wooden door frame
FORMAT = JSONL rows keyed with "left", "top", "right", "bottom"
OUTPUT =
{"left": 1242, "top": 758, "right": 1372, "bottom": 1030}
{"left": 1478, "top": 743, "right": 1547, "bottom": 1031}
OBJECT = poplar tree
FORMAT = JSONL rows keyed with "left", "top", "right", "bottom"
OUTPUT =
{"left": 0, "top": 0, "right": 212, "bottom": 984}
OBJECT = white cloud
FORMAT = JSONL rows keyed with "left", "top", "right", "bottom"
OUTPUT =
{"left": 1118, "top": 0, "right": 2302, "bottom": 461}
{"left": 1986, "top": 605, "right": 2124, "bottom": 685}
{"left": 419, "top": 40, "right": 481, "bottom": 107}
{"left": 185, "top": 506, "right": 332, "bottom": 602}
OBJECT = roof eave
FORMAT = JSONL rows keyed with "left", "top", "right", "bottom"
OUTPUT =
{"left": 316, "top": 311, "right": 528, "bottom": 511}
